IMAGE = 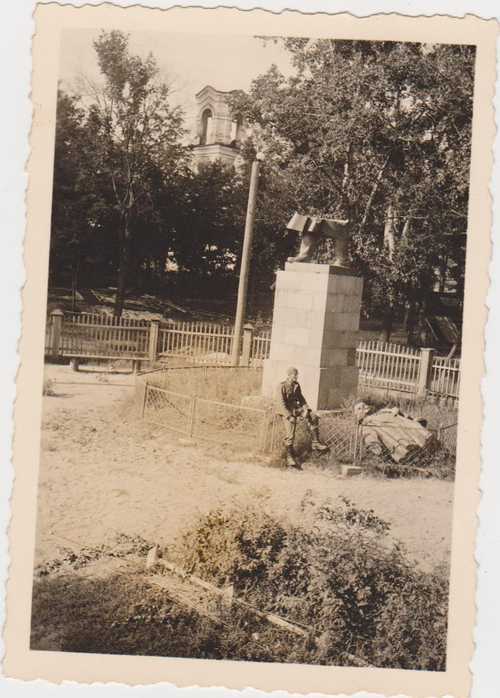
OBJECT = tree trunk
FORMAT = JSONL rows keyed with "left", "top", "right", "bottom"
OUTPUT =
{"left": 383, "top": 202, "right": 396, "bottom": 260}
{"left": 379, "top": 308, "right": 394, "bottom": 343}
{"left": 339, "top": 143, "right": 353, "bottom": 217}
{"left": 358, "top": 154, "right": 390, "bottom": 235}
{"left": 71, "top": 257, "right": 79, "bottom": 313}
{"left": 114, "top": 212, "right": 131, "bottom": 318}
{"left": 405, "top": 299, "right": 418, "bottom": 346}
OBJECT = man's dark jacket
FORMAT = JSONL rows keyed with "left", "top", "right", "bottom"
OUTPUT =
{"left": 276, "top": 379, "right": 309, "bottom": 417}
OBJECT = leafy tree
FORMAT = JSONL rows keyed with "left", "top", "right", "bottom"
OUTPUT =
{"left": 50, "top": 90, "right": 102, "bottom": 306}
{"left": 231, "top": 39, "right": 475, "bottom": 340}
{"left": 170, "top": 161, "right": 247, "bottom": 276}
{"left": 83, "top": 30, "right": 187, "bottom": 315}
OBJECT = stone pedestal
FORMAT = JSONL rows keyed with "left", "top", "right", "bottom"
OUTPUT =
{"left": 262, "top": 263, "right": 363, "bottom": 410}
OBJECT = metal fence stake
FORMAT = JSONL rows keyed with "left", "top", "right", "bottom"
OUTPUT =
{"left": 353, "top": 423, "right": 359, "bottom": 466}
{"left": 141, "top": 382, "right": 148, "bottom": 418}
{"left": 259, "top": 411, "right": 270, "bottom": 454}
{"left": 189, "top": 396, "right": 197, "bottom": 438}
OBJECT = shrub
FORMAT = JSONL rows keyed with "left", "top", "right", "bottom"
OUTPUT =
{"left": 174, "top": 508, "right": 288, "bottom": 592}
{"left": 172, "top": 496, "right": 448, "bottom": 670}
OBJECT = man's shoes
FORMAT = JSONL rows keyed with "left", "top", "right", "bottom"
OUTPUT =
{"left": 286, "top": 447, "right": 302, "bottom": 469}
{"left": 312, "top": 440, "right": 329, "bottom": 453}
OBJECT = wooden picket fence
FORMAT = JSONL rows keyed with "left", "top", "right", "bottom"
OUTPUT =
{"left": 46, "top": 311, "right": 150, "bottom": 359}
{"left": 157, "top": 321, "right": 235, "bottom": 363}
{"left": 429, "top": 355, "right": 461, "bottom": 401}
{"left": 356, "top": 340, "right": 461, "bottom": 405}
{"left": 45, "top": 311, "right": 271, "bottom": 368}
{"left": 251, "top": 328, "right": 272, "bottom": 364}
{"left": 356, "top": 341, "right": 422, "bottom": 394}
{"left": 44, "top": 311, "right": 460, "bottom": 404}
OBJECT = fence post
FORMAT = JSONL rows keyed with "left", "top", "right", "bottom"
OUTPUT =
{"left": 148, "top": 319, "right": 160, "bottom": 365}
{"left": 49, "top": 309, "right": 64, "bottom": 358}
{"left": 141, "top": 381, "right": 148, "bottom": 417}
{"left": 241, "top": 322, "right": 254, "bottom": 367}
{"left": 417, "top": 347, "right": 435, "bottom": 397}
{"left": 188, "top": 396, "right": 197, "bottom": 438}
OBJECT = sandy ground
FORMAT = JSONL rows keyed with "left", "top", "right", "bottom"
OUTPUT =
{"left": 35, "top": 365, "right": 454, "bottom": 574}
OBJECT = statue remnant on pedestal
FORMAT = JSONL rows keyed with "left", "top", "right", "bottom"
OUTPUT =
{"left": 262, "top": 210, "right": 363, "bottom": 411}
{"left": 286, "top": 212, "right": 351, "bottom": 267}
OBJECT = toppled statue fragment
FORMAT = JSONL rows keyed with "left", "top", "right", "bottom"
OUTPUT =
{"left": 354, "top": 402, "right": 435, "bottom": 463}
{"left": 286, "top": 211, "right": 351, "bottom": 266}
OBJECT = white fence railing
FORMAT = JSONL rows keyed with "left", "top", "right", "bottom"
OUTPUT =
{"left": 45, "top": 311, "right": 271, "bottom": 367}
{"left": 356, "top": 340, "right": 460, "bottom": 405}
{"left": 45, "top": 312, "right": 461, "bottom": 404}
{"left": 52, "top": 312, "right": 150, "bottom": 358}
{"left": 158, "top": 321, "right": 235, "bottom": 364}
{"left": 251, "top": 329, "right": 272, "bottom": 366}
{"left": 356, "top": 341, "right": 421, "bottom": 393}
{"left": 430, "top": 356, "right": 461, "bottom": 401}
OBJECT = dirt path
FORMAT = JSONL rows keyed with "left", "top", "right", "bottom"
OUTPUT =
{"left": 35, "top": 365, "right": 454, "bottom": 573}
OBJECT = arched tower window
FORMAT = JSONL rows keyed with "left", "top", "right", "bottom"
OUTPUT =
{"left": 230, "top": 114, "right": 243, "bottom": 144}
{"left": 201, "top": 108, "right": 214, "bottom": 145}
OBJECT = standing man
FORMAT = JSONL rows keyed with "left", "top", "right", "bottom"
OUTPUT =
{"left": 276, "top": 367, "right": 329, "bottom": 469}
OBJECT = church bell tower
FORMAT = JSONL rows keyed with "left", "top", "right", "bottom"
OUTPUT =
{"left": 191, "top": 85, "right": 245, "bottom": 169}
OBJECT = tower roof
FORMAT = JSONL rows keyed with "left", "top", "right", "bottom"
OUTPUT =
{"left": 195, "top": 84, "right": 238, "bottom": 99}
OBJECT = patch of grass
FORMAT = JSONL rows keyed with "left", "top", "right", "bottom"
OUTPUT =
{"left": 31, "top": 570, "right": 220, "bottom": 657}
{"left": 145, "top": 366, "right": 263, "bottom": 404}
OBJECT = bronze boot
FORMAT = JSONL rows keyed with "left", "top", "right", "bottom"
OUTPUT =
{"left": 311, "top": 428, "right": 329, "bottom": 453}
{"left": 286, "top": 446, "right": 301, "bottom": 469}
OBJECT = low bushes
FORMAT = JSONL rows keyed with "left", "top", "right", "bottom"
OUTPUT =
{"left": 173, "top": 495, "right": 448, "bottom": 670}
{"left": 31, "top": 502, "right": 448, "bottom": 668}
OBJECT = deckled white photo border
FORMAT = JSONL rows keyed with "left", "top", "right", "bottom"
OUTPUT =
{"left": 2, "top": 4, "right": 498, "bottom": 697}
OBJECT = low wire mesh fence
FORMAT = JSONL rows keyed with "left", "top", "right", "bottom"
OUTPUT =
{"left": 322, "top": 410, "right": 362, "bottom": 463}
{"left": 264, "top": 407, "right": 456, "bottom": 475}
{"left": 143, "top": 385, "right": 195, "bottom": 436}
{"left": 143, "top": 365, "right": 263, "bottom": 401}
{"left": 192, "top": 398, "right": 270, "bottom": 451}
{"left": 433, "top": 422, "right": 457, "bottom": 459}
{"left": 139, "top": 366, "right": 457, "bottom": 473}
{"left": 140, "top": 366, "right": 272, "bottom": 453}
{"left": 142, "top": 384, "right": 272, "bottom": 453}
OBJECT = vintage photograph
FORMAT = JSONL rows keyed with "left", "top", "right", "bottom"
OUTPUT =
{"left": 27, "top": 23, "right": 476, "bottom": 673}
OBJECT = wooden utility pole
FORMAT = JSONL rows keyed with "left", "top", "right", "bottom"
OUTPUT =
{"left": 231, "top": 156, "right": 262, "bottom": 366}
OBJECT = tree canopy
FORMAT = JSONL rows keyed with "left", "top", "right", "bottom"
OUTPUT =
{"left": 51, "top": 31, "right": 250, "bottom": 314}
{"left": 231, "top": 38, "right": 475, "bottom": 337}
{"left": 49, "top": 34, "right": 475, "bottom": 334}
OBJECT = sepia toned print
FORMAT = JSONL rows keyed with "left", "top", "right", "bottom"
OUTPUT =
{"left": 5, "top": 6, "right": 497, "bottom": 697}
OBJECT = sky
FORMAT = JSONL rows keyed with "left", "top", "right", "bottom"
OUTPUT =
{"left": 59, "top": 29, "right": 294, "bottom": 135}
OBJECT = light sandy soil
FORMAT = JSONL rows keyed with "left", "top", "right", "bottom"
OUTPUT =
{"left": 35, "top": 365, "right": 454, "bottom": 574}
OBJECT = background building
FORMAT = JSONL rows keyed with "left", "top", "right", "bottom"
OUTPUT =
{"left": 191, "top": 85, "right": 245, "bottom": 169}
